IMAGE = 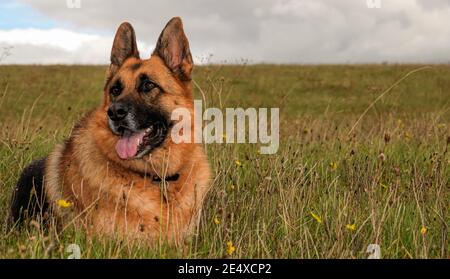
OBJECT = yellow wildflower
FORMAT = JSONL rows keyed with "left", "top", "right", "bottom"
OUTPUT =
{"left": 420, "top": 226, "right": 427, "bottom": 235}
{"left": 235, "top": 160, "right": 242, "bottom": 167}
{"left": 57, "top": 199, "right": 73, "bottom": 208}
{"left": 214, "top": 216, "right": 221, "bottom": 225}
{"left": 346, "top": 223, "right": 356, "bottom": 231}
{"left": 310, "top": 212, "right": 322, "bottom": 224}
{"left": 404, "top": 132, "right": 411, "bottom": 140}
{"left": 226, "top": 241, "right": 236, "bottom": 256}
{"left": 329, "top": 162, "right": 338, "bottom": 171}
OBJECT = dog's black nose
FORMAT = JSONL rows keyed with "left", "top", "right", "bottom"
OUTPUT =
{"left": 108, "top": 103, "right": 129, "bottom": 121}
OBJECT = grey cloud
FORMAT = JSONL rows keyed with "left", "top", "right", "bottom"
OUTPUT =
{"left": 416, "top": 0, "right": 450, "bottom": 11}
{"left": 13, "top": 0, "right": 450, "bottom": 63}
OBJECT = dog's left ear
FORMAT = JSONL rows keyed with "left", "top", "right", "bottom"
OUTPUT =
{"left": 153, "top": 17, "right": 193, "bottom": 81}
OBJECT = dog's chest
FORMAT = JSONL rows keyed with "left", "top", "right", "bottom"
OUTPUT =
{"left": 65, "top": 170, "right": 196, "bottom": 240}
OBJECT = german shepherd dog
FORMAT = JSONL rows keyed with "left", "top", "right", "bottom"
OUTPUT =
{"left": 9, "top": 17, "right": 211, "bottom": 243}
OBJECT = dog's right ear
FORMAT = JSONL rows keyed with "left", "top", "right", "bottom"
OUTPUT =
{"left": 106, "top": 22, "right": 139, "bottom": 85}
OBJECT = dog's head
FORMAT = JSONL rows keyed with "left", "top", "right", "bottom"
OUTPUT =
{"left": 101, "top": 17, "right": 193, "bottom": 162}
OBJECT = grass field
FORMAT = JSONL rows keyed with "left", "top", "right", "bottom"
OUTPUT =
{"left": 0, "top": 64, "right": 449, "bottom": 258}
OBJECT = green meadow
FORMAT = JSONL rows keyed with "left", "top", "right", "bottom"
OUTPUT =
{"left": 0, "top": 64, "right": 448, "bottom": 258}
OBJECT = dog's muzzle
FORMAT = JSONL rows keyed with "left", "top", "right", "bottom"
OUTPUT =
{"left": 107, "top": 101, "right": 169, "bottom": 159}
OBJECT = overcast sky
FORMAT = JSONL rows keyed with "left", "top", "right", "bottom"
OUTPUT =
{"left": 0, "top": 0, "right": 450, "bottom": 64}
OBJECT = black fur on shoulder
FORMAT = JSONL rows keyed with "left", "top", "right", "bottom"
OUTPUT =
{"left": 8, "top": 157, "right": 49, "bottom": 228}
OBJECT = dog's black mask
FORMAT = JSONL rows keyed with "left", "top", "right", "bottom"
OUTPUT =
{"left": 107, "top": 98, "right": 170, "bottom": 159}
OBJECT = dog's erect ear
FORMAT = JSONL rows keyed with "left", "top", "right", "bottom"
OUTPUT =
{"left": 106, "top": 22, "right": 139, "bottom": 83}
{"left": 153, "top": 17, "right": 193, "bottom": 81}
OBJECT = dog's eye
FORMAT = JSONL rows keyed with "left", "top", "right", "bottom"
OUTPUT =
{"left": 142, "top": 80, "right": 156, "bottom": 93}
{"left": 110, "top": 86, "right": 121, "bottom": 97}
{"left": 110, "top": 80, "right": 123, "bottom": 97}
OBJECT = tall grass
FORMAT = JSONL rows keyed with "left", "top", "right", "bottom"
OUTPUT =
{"left": 0, "top": 64, "right": 448, "bottom": 258}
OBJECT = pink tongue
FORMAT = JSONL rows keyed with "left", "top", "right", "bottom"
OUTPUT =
{"left": 115, "top": 131, "right": 146, "bottom": 159}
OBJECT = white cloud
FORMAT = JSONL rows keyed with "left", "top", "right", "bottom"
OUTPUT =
{"left": 0, "top": 28, "right": 153, "bottom": 64}
{"left": 0, "top": 28, "right": 101, "bottom": 51}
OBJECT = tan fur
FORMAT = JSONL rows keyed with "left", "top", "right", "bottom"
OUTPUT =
{"left": 44, "top": 20, "right": 210, "bottom": 244}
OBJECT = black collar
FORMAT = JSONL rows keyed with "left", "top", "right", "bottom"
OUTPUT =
{"left": 152, "top": 173, "right": 180, "bottom": 183}
{"left": 125, "top": 165, "right": 180, "bottom": 183}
